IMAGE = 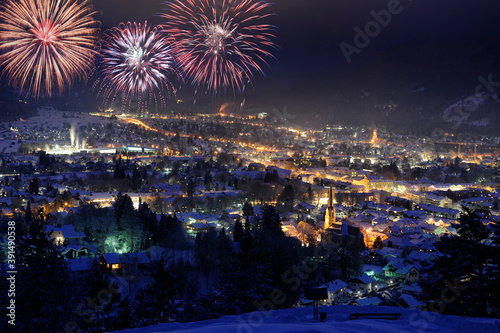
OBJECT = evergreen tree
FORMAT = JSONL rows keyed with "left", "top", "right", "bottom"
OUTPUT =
{"left": 204, "top": 170, "right": 213, "bottom": 186}
{"left": 200, "top": 259, "right": 274, "bottom": 317}
{"left": 138, "top": 202, "right": 157, "bottom": 247}
{"left": 113, "top": 160, "right": 126, "bottom": 179}
{"left": 15, "top": 208, "right": 77, "bottom": 331}
{"left": 233, "top": 218, "right": 244, "bottom": 242}
{"left": 54, "top": 195, "right": 64, "bottom": 211}
{"left": 242, "top": 201, "right": 254, "bottom": 217}
{"left": 159, "top": 213, "right": 187, "bottom": 266}
{"left": 113, "top": 194, "right": 139, "bottom": 252}
{"left": 131, "top": 165, "right": 142, "bottom": 190}
{"left": 373, "top": 236, "right": 383, "bottom": 250}
{"left": 262, "top": 205, "right": 283, "bottom": 236}
{"left": 279, "top": 184, "right": 295, "bottom": 209}
{"left": 186, "top": 179, "right": 196, "bottom": 197}
{"left": 62, "top": 190, "right": 75, "bottom": 207}
{"left": 215, "top": 228, "right": 234, "bottom": 268}
{"left": 195, "top": 228, "right": 218, "bottom": 287}
{"left": 137, "top": 258, "right": 185, "bottom": 324}
{"left": 24, "top": 201, "right": 32, "bottom": 227}
{"left": 419, "top": 208, "right": 498, "bottom": 317}
{"left": 78, "top": 259, "right": 122, "bottom": 333}
{"left": 28, "top": 177, "right": 39, "bottom": 194}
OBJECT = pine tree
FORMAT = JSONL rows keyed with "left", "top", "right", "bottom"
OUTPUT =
{"left": 162, "top": 213, "right": 187, "bottom": 266}
{"left": 138, "top": 202, "right": 157, "bottom": 248}
{"left": 78, "top": 259, "right": 122, "bottom": 333}
{"left": 187, "top": 179, "right": 196, "bottom": 197}
{"left": 262, "top": 205, "right": 283, "bottom": 236}
{"left": 233, "top": 218, "right": 244, "bottom": 242}
{"left": 195, "top": 228, "right": 218, "bottom": 287}
{"left": 242, "top": 201, "right": 254, "bottom": 217}
{"left": 28, "top": 177, "right": 39, "bottom": 194}
{"left": 280, "top": 184, "right": 295, "bottom": 209}
{"left": 419, "top": 208, "right": 498, "bottom": 317}
{"left": 24, "top": 201, "right": 32, "bottom": 226}
{"left": 215, "top": 228, "right": 234, "bottom": 268}
{"left": 138, "top": 258, "right": 185, "bottom": 324}
{"left": 373, "top": 236, "right": 383, "bottom": 250}
{"left": 16, "top": 208, "right": 77, "bottom": 331}
{"left": 114, "top": 194, "right": 139, "bottom": 253}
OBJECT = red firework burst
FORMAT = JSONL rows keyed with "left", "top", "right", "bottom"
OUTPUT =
{"left": 161, "top": 0, "right": 277, "bottom": 95}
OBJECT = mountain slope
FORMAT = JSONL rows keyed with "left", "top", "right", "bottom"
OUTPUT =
{"left": 243, "top": 35, "right": 500, "bottom": 133}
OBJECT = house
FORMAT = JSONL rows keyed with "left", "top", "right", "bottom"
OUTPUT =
{"left": 61, "top": 245, "right": 90, "bottom": 259}
{"left": 417, "top": 204, "right": 460, "bottom": 219}
{"left": 425, "top": 194, "right": 453, "bottom": 208}
{"left": 80, "top": 192, "right": 114, "bottom": 207}
{"left": 122, "top": 252, "right": 151, "bottom": 275}
{"left": 322, "top": 279, "right": 349, "bottom": 303}
{"left": 100, "top": 252, "right": 151, "bottom": 273}
{"left": 382, "top": 236, "right": 417, "bottom": 250}
{"left": 45, "top": 224, "right": 85, "bottom": 245}
{"left": 401, "top": 283, "right": 423, "bottom": 297}
{"left": 354, "top": 296, "right": 382, "bottom": 306}
{"left": 367, "top": 251, "right": 385, "bottom": 265}
{"left": 101, "top": 253, "right": 122, "bottom": 270}
{"left": 377, "top": 246, "right": 403, "bottom": 259}
{"left": 395, "top": 265, "right": 420, "bottom": 283}
{"left": 383, "top": 261, "right": 420, "bottom": 283}
{"left": 348, "top": 274, "right": 376, "bottom": 296}
{"left": 398, "top": 294, "right": 423, "bottom": 309}
{"left": 407, "top": 250, "right": 437, "bottom": 263}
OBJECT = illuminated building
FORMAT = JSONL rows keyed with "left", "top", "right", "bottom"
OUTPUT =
{"left": 325, "top": 185, "right": 336, "bottom": 230}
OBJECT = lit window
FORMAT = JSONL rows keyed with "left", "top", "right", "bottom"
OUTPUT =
{"left": 56, "top": 236, "right": 64, "bottom": 245}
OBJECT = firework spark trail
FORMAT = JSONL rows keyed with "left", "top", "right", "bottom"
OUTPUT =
{"left": 0, "top": 0, "right": 99, "bottom": 98}
{"left": 96, "top": 21, "right": 178, "bottom": 112}
{"left": 161, "top": 0, "right": 277, "bottom": 96}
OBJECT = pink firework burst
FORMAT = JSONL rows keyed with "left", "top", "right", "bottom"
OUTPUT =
{"left": 96, "top": 21, "right": 178, "bottom": 111}
{"left": 161, "top": 0, "right": 277, "bottom": 95}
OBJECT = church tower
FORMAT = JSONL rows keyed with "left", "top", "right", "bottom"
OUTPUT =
{"left": 371, "top": 128, "right": 378, "bottom": 144}
{"left": 325, "top": 185, "right": 336, "bottom": 230}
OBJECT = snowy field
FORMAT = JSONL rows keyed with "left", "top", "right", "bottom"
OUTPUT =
{"left": 111, "top": 305, "right": 500, "bottom": 333}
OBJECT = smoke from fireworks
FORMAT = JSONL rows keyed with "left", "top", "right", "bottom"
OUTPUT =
{"left": 96, "top": 21, "right": 178, "bottom": 111}
{"left": 0, "top": 0, "right": 99, "bottom": 98}
{"left": 161, "top": 0, "right": 277, "bottom": 95}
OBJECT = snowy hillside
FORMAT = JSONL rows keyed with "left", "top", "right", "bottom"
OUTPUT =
{"left": 110, "top": 305, "right": 500, "bottom": 333}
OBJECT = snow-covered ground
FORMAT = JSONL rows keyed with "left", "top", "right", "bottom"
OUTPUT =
{"left": 110, "top": 305, "right": 500, "bottom": 333}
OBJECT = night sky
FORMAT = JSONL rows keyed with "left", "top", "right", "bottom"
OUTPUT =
{"left": 93, "top": 0, "right": 500, "bottom": 90}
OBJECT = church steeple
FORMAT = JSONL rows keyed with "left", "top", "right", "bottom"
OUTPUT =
{"left": 328, "top": 185, "right": 333, "bottom": 208}
{"left": 325, "top": 185, "right": 336, "bottom": 229}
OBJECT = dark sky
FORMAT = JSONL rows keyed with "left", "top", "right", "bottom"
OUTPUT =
{"left": 94, "top": 0, "right": 500, "bottom": 90}
{"left": 2, "top": 0, "right": 499, "bottom": 99}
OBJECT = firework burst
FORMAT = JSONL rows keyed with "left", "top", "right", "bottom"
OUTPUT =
{"left": 0, "top": 0, "right": 99, "bottom": 98}
{"left": 96, "top": 21, "right": 178, "bottom": 111}
{"left": 161, "top": 0, "right": 277, "bottom": 95}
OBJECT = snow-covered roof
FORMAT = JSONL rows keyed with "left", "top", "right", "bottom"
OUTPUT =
{"left": 400, "top": 294, "right": 423, "bottom": 308}
{"left": 349, "top": 274, "right": 376, "bottom": 285}
{"left": 355, "top": 297, "right": 382, "bottom": 306}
